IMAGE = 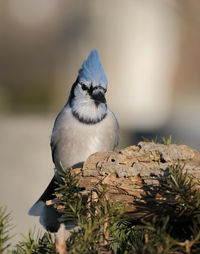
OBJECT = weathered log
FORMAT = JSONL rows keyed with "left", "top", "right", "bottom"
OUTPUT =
{"left": 70, "top": 142, "right": 200, "bottom": 216}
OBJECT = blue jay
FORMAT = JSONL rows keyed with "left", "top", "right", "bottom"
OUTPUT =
{"left": 29, "top": 50, "right": 120, "bottom": 232}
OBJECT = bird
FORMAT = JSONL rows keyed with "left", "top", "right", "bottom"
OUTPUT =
{"left": 28, "top": 50, "right": 120, "bottom": 232}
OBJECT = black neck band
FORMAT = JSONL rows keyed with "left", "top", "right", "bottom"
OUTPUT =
{"left": 72, "top": 109, "right": 107, "bottom": 125}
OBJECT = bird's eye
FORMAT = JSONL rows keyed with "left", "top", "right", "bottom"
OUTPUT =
{"left": 81, "top": 84, "right": 88, "bottom": 91}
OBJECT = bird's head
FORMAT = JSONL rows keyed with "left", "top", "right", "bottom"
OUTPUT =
{"left": 69, "top": 50, "right": 108, "bottom": 124}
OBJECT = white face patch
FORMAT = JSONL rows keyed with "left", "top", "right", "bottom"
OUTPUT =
{"left": 71, "top": 84, "right": 107, "bottom": 124}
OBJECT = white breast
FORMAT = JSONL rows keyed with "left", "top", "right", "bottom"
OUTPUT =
{"left": 51, "top": 105, "right": 119, "bottom": 171}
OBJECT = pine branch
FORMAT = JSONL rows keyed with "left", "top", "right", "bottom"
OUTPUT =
{"left": 0, "top": 207, "right": 14, "bottom": 253}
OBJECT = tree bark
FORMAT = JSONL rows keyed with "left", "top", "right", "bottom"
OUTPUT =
{"left": 70, "top": 142, "right": 200, "bottom": 216}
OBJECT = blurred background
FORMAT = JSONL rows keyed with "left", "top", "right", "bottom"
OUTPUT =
{"left": 0, "top": 0, "right": 200, "bottom": 245}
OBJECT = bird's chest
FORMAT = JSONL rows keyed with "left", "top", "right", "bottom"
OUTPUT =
{"left": 54, "top": 116, "right": 115, "bottom": 169}
{"left": 64, "top": 119, "right": 109, "bottom": 156}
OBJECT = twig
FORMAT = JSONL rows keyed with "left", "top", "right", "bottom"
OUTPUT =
{"left": 56, "top": 223, "right": 67, "bottom": 254}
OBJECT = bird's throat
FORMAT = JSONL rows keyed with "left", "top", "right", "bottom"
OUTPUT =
{"left": 71, "top": 99, "right": 107, "bottom": 124}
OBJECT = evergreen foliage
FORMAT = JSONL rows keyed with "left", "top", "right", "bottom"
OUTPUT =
{"left": 0, "top": 207, "right": 13, "bottom": 253}
{"left": 11, "top": 230, "right": 55, "bottom": 254}
{"left": 142, "top": 135, "right": 173, "bottom": 145}
{"left": 2, "top": 141, "right": 200, "bottom": 253}
{"left": 118, "top": 163, "right": 200, "bottom": 253}
{"left": 55, "top": 170, "right": 124, "bottom": 253}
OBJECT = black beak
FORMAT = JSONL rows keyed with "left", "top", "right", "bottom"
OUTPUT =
{"left": 91, "top": 91, "right": 106, "bottom": 104}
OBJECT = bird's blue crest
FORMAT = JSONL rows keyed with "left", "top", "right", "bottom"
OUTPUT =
{"left": 78, "top": 50, "right": 108, "bottom": 89}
